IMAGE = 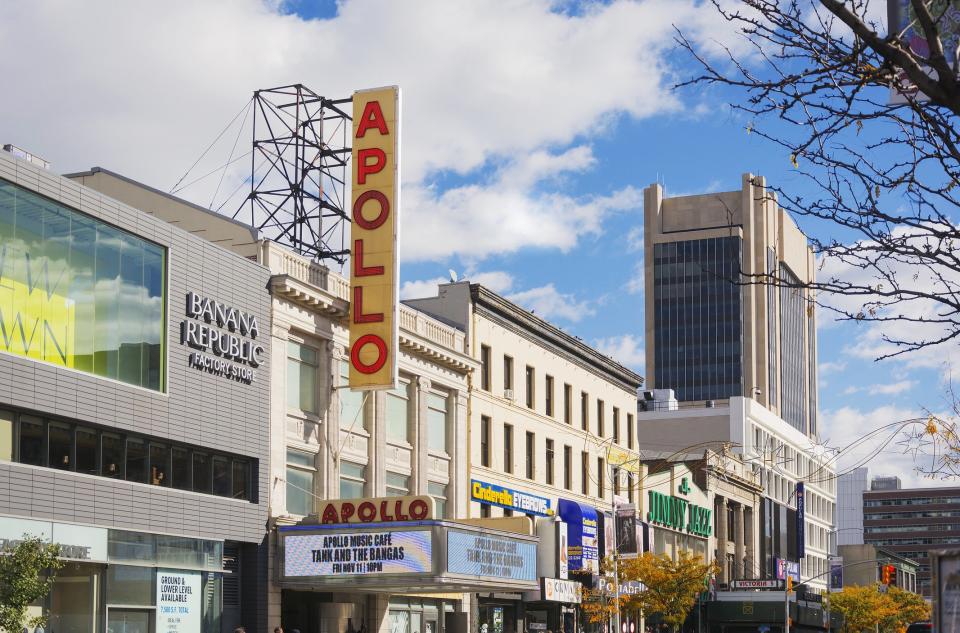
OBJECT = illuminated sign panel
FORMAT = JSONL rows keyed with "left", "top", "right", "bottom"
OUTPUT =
{"left": 349, "top": 86, "right": 400, "bottom": 390}
{"left": 284, "top": 530, "right": 432, "bottom": 577}
{"left": 446, "top": 530, "right": 537, "bottom": 582}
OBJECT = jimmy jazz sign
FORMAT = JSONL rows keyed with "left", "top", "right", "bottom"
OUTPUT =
{"left": 646, "top": 477, "right": 712, "bottom": 538}
{"left": 180, "top": 292, "right": 264, "bottom": 384}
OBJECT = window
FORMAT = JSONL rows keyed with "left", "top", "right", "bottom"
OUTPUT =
{"left": 340, "top": 461, "right": 366, "bottom": 499}
{"left": 102, "top": 433, "right": 124, "bottom": 479}
{"left": 480, "top": 504, "right": 491, "bottom": 518}
{"left": 503, "top": 356, "right": 514, "bottom": 393}
{"left": 597, "top": 457, "right": 605, "bottom": 498}
{"left": 526, "top": 432, "right": 535, "bottom": 479}
{"left": 3, "top": 408, "right": 255, "bottom": 501}
{"left": 212, "top": 455, "right": 231, "bottom": 496}
{"left": 287, "top": 341, "right": 319, "bottom": 413}
{"left": 597, "top": 400, "right": 605, "bottom": 437}
{"left": 563, "top": 445, "right": 572, "bottom": 490}
{"left": 0, "top": 410, "right": 11, "bottom": 462}
{"left": 480, "top": 345, "right": 491, "bottom": 391}
{"left": 504, "top": 424, "right": 514, "bottom": 474}
{"left": 480, "top": 416, "right": 491, "bottom": 467}
{"left": 525, "top": 366, "right": 535, "bottom": 408}
{"left": 504, "top": 508, "right": 513, "bottom": 517}
{"left": 171, "top": 447, "right": 191, "bottom": 491}
{"left": 546, "top": 439, "right": 555, "bottom": 486}
{"left": 386, "top": 379, "right": 411, "bottom": 444}
{"left": 149, "top": 443, "right": 170, "bottom": 487}
{"left": 581, "top": 452, "right": 589, "bottom": 495}
{"left": 287, "top": 449, "right": 316, "bottom": 516}
{"left": 627, "top": 472, "right": 635, "bottom": 504}
{"left": 339, "top": 360, "right": 366, "bottom": 430}
{"left": 427, "top": 392, "right": 448, "bottom": 452}
{"left": 18, "top": 416, "right": 43, "bottom": 466}
{"left": 613, "top": 407, "right": 620, "bottom": 444}
{"left": 627, "top": 413, "right": 634, "bottom": 450}
{"left": 545, "top": 375, "right": 554, "bottom": 416}
{"left": 386, "top": 472, "right": 410, "bottom": 496}
{"left": 76, "top": 427, "right": 98, "bottom": 475}
{"left": 0, "top": 181, "right": 167, "bottom": 391}
{"left": 193, "top": 452, "right": 211, "bottom": 493}
{"left": 563, "top": 384, "right": 572, "bottom": 424}
{"left": 613, "top": 467, "right": 620, "bottom": 496}
{"left": 581, "top": 392, "right": 589, "bottom": 430}
{"left": 49, "top": 422, "right": 71, "bottom": 470}
{"left": 126, "top": 438, "right": 148, "bottom": 484}
{"left": 429, "top": 481, "right": 448, "bottom": 518}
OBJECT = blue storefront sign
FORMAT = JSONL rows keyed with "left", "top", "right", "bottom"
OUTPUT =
{"left": 796, "top": 481, "right": 806, "bottom": 559}
{"left": 776, "top": 558, "right": 800, "bottom": 582}
{"left": 470, "top": 479, "right": 553, "bottom": 517}
{"left": 557, "top": 499, "right": 598, "bottom": 573}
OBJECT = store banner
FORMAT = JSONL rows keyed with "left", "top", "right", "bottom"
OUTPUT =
{"left": 156, "top": 570, "right": 201, "bottom": 633}
{"left": 447, "top": 530, "right": 537, "bottom": 582}
{"left": 471, "top": 479, "right": 553, "bottom": 517}
{"left": 796, "top": 481, "right": 806, "bottom": 559}
{"left": 776, "top": 558, "right": 800, "bottom": 582}
{"left": 557, "top": 499, "right": 599, "bottom": 573}
{"left": 829, "top": 557, "right": 843, "bottom": 591}
{"left": 284, "top": 530, "right": 432, "bottom": 577}
{"left": 558, "top": 521, "right": 569, "bottom": 580}
{"left": 543, "top": 578, "right": 581, "bottom": 603}
{"left": 616, "top": 508, "right": 638, "bottom": 557}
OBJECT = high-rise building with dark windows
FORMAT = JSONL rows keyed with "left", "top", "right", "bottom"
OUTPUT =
{"left": 643, "top": 173, "right": 818, "bottom": 437}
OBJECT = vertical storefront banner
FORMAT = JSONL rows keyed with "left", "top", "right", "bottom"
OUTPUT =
{"left": 349, "top": 86, "right": 400, "bottom": 390}
{"left": 829, "top": 557, "right": 843, "bottom": 591}
{"left": 558, "top": 500, "right": 598, "bottom": 573}
{"left": 796, "top": 482, "right": 805, "bottom": 559}
{"left": 558, "top": 521, "right": 569, "bottom": 580}
{"left": 156, "top": 570, "right": 201, "bottom": 633}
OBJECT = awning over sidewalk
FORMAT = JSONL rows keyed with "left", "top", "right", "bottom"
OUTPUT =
{"left": 278, "top": 519, "right": 540, "bottom": 594}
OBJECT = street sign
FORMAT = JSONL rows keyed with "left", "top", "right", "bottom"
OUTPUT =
{"left": 731, "top": 579, "right": 784, "bottom": 590}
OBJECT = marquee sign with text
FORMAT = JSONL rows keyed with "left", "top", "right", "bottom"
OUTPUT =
{"left": 349, "top": 86, "right": 400, "bottom": 390}
{"left": 306, "top": 495, "right": 434, "bottom": 525}
{"left": 284, "top": 530, "right": 432, "bottom": 577}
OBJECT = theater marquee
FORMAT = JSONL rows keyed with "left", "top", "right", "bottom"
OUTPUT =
{"left": 349, "top": 86, "right": 400, "bottom": 390}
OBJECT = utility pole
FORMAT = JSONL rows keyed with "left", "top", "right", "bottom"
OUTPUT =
{"left": 785, "top": 575, "right": 793, "bottom": 633}
{"left": 611, "top": 467, "right": 621, "bottom": 633}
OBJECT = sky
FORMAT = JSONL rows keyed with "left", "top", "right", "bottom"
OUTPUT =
{"left": 1, "top": 0, "right": 955, "bottom": 488}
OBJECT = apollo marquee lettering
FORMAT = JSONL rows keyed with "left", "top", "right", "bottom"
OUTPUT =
{"left": 310, "top": 495, "right": 434, "bottom": 525}
{"left": 179, "top": 292, "right": 264, "bottom": 384}
{"left": 646, "top": 490, "right": 712, "bottom": 537}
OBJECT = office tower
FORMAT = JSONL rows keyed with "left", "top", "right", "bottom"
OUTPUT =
{"left": 643, "top": 173, "right": 818, "bottom": 436}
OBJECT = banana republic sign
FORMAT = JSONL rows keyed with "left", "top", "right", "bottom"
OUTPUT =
{"left": 179, "top": 292, "right": 264, "bottom": 384}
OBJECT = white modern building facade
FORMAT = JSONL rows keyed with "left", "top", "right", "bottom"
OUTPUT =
{"left": 837, "top": 467, "right": 868, "bottom": 546}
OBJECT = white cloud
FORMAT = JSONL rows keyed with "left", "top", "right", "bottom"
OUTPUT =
{"left": 465, "top": 270, "right": 514, "bottom": 294}
{"left": 0, "top": 0, "right": 743, "bottom": 264}
{"left": 626, "top": 226, "right": 644, "bottom": 253}
{"left": 819, "top": 360, "right": 847, "bottom": 375}
{"left": 593, "top": 334, "right": 645, "bottom": 371}
{"left": 819, "top": 404, "right": 956, "bottom": 488}
{"left": 507, "top": 284, "right": 594, "bottom": 322}
{"left": 868, "top": 380, "right": 917, "bottom": 396}
{"left": 399, "top": 277, "right": 446, "bottom": 300}
{"left": 625, "top": 262, "right": 644, "bottom": 294}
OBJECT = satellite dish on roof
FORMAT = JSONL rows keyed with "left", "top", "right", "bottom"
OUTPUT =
{"left": 448, "top": 269, "right": 459, "bottom": 283}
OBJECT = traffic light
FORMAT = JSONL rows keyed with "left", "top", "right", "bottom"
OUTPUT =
{"left": 787, "top": 576, "right": 794, "bottom": 593}
{"left": 881, "top": 564, "right": 895, "bottom": 585}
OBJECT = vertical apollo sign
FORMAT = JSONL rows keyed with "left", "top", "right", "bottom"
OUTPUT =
{"left": 350, "top": 87, "right": 400, "bottom": 389}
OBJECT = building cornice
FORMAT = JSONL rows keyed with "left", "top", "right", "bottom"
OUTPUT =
{"left": 268, "top": 274, "right": 349, "bottom": 319}
{"left": 469, "top": 284, "right": 644, "bottom": 392}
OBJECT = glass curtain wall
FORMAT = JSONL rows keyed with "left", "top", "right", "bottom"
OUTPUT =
{"left": 652, "top": 237, "right": 742, "bottom": 402}
{"left": 0, "top": 180, "right": 166, "bottom": 390}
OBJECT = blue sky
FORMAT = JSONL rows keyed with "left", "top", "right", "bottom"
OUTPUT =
{"left": 1, "top": 0, "right": 952, "bottom": 486}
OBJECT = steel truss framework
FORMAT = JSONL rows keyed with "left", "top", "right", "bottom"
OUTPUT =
{"left": 236, "top": 84, "right": 352, "bottom": 262}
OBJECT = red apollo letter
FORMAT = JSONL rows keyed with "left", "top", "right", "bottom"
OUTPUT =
{"left": 410, "top": 499, "right": 429, "bottom": 520}
{"left": 352, "top": 287, "right": 384, "bottom": 324}
{"left": 352, "top": 190, "right": 390, "bottom": 230}
{"left": 357, "top": 148, "right": 386, "bottom": 185}
{"left": 353, "top": 240, "right": 384, "bottom": 277}
{"left": 339, "top": 502, "right": 356, "bottom": 522}
{"left": 351, "top": 334, "right": 388, "bottom": 374}
{"left": 321, "top": 504, "right": 339, "bottom": 524}
{"left": 356, "top": 100, "right": 389, "bottom": 138}
{"left": 358, "top": 502, "right": 377, "bottom": 522}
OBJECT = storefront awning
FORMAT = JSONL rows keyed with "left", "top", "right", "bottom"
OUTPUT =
{"left": 278, "top": 520, "right": 540, "bottom": 594}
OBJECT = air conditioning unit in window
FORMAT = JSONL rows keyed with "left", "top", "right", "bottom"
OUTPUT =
{"left": 504, "top": 388, "right": 515, "bottom": 401}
